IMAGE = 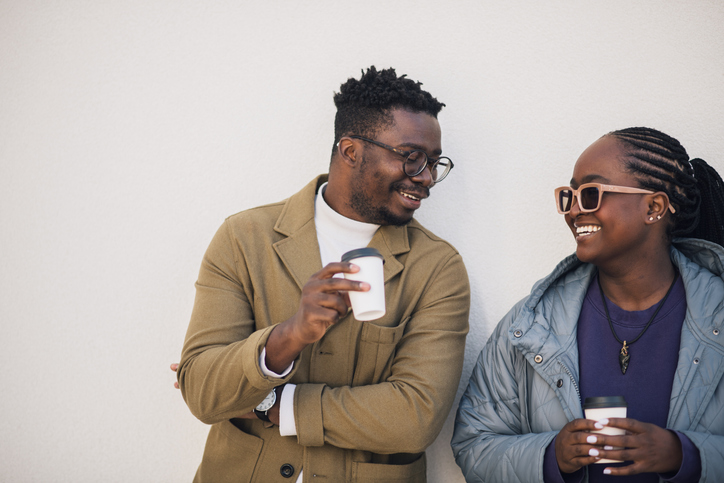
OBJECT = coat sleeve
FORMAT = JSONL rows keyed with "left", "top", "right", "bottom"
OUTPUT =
{"left": 177, "top": 220, "right": 298, "bottom": 424}
{"left": 294, "top": 252, "right": 470, "bottom": 454}
{"left": 451, "top": 302, "right": 558, "bottom": 483}
{"left": 681, "top": 431, "right": 724, "bottom": 481}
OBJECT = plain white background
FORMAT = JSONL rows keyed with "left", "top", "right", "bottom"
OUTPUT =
{"left": 1, "top": 1, "right": 723, "bottom": 481}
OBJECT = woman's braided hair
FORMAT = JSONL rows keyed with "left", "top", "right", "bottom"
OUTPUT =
{"left": 608, "top": 127, "right": 724, "bottom": 246}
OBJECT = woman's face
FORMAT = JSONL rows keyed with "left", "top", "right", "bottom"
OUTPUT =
{"left": 564, "top": 136, "right": 654, "bottom": 268}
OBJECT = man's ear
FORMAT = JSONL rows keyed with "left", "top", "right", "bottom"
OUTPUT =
{"left": 337, "top": 137, "right": 360, "bottom": 167}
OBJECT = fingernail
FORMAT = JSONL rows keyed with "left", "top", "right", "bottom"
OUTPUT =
{"left": 598, "top": 418, "right": 609, "bottom": 425}
{"left": 589, "top": 448, "right": 599, "bottom": 457}
{"left": 604, "top": 445, "right": 613, "bottom": 451}
{"left": 603, "top": 469, "right": 612, "bottom": 475}
{"left": 586, "top": 435, "right": 597, "bottom": 444}
{"left": 594, "top": 422, "right": 604, "bottom": 430}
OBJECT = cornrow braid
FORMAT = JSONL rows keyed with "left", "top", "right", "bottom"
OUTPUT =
{"left": 690, "top": 158, "right": 724, "bottom": 245}
{"left": 609, "top": 127, "right": 724, "bottom": 246}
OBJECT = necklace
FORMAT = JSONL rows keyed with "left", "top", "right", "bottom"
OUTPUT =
{"left": 598, "top": 272, "right": 679, "bottom": 375}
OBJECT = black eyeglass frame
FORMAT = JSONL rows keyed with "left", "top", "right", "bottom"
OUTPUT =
{"left": 347, "top": 135, "right": 454, "bottom": 183}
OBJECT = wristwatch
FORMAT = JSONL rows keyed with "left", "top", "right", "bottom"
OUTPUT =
{"left": 254, "top": 387, "right": 277, "bottom": 422}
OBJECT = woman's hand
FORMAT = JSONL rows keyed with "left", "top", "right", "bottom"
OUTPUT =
{"left": 595, "top": 418, "right": 683, "bottom": 476}
{"left": 555, "top": 418, "right": 605, "bottom": 473}
{"left": 555, "top": 417, "right": 683, "bottom": 475}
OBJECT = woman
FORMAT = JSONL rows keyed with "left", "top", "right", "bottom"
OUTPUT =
{"left": 452, "top": 127, "right": 724, "bottom": 482}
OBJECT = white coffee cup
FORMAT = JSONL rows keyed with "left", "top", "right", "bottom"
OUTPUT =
{"left": 341, "top": 248, "right": 385, "bottom": 321}
{"left": 583, "top": 396, "right": 627, "bottom": 464}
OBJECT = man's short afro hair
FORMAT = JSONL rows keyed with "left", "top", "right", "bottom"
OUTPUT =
{"left": 332, "top": 66, "right": 444, "bottom": 150}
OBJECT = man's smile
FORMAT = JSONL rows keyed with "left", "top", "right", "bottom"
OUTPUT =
{"left": 400, "top": 191, "right": 421, "bottom": 201}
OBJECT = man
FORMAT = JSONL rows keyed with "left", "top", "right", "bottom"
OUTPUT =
{"left": 178, "top": 66, "right": 470, "bottom": 482}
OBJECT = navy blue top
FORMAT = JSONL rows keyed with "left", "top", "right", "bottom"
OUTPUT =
{"left": 543, "top": 274, "right": 701, "bottom": 482}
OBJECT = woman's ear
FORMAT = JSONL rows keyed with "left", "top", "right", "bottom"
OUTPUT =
{"left": 645, "top": 192, "right": 672, "bottom": 224}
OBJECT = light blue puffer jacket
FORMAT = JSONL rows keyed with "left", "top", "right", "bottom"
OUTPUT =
{"left": 452, "top": 238, "right": 724, "bottom": 482}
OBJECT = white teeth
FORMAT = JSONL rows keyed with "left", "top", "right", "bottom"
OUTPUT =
{"left": 401, "top": 192, "right": 420, "bottom": 201}
{"left": 576, "top": 225, "right": 601, "bottom": 236}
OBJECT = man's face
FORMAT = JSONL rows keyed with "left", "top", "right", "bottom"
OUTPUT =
{"left": 348, "top": 108, "right": 442, "bottom": 226}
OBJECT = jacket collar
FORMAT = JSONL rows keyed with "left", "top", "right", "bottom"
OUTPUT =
{"left": 671, "top": 238, "right": 724, "bottom": 341}
{"left": 514, "top": 238, "right": 724, "bottom": 342}
{"left": 273, "top": 175, "right": 409, "bottom": 290}
{"left": 510, "top": 238, "right": 724, "bottom": 424}
{"left": 665, "top": 239, "right": 724, "bottom": 428}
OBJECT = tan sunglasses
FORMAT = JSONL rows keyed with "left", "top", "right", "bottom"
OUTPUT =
{"left": 554, "top": 183, "right": 676, "bottom": 215}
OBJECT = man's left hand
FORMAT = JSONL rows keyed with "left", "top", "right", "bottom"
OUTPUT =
{"left": 170, "top": 363, "right": 179, "bottom": 389}
{"left": 171, "top": 362, "right": 282, "bottom": 425}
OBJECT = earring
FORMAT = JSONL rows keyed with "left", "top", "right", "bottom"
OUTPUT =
{"left": 657, "top": 215, "right": 662, "bottom": 220}
{"left": 649, "top": 217, "right": 654, "bottom": 221}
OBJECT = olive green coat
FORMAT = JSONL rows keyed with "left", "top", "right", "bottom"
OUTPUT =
{"left": 179, "top": 176, "right": 470, "bottom": 482}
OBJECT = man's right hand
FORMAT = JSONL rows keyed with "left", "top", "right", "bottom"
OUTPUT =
{"left": 264, "top": 262, "right": 369, "bottom": 374}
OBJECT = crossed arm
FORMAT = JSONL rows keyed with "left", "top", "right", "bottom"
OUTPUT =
{"left": 176, "top": 221, "right": 470, "bottom": 453}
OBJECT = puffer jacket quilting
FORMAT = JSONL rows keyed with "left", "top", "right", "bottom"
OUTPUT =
{"left": 452, "top": 238, "right": 724, "bottom": 483}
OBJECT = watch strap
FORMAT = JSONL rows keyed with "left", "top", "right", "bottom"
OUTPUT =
{"left": 254, "top": 387, "right": 277, "bottom": 422}
{"left": 254, "top": 408, "right": 271, "bottom": 422}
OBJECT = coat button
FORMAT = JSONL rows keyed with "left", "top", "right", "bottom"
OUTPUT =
{"left": 514, "top": 330, "right": 523, "bottom": 338}
{"left": 693, "top": 358, "right": 700, "bottom": 365}
{"left": 534, "top": 355, "right": 543, "bottom": 363}
{"left": 556, "top": 379, "right": 563, "bottom": 388}
{"left": 714, "top": 329, "right": 720, "bottom": 336}
{"left": 280, "top": 464, "right": 295, "bottom": 478}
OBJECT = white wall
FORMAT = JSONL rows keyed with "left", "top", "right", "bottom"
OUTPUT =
{"left": 1, "top": 1, "right": 723, "bottom": 481}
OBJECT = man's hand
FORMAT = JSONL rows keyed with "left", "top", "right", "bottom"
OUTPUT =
{"left": 592, "top": 418, "right": 683, "bottom": 476}
{"left": 170, "top": 363, "right": 179, "bottom": 389}
{"left": 173, "top": 356, "right": 285, "bottom": 424}
{"left": 555, "top": 418, "right": 605, "bottom": 473}
{"left": 172, "top": 263, "right": 367, "bottom": 419}
{"left": 264, "top": 262, "right": 369, "bottom": 374}
{"left": 171, "top": 262, "right": 367, "bottom": 380}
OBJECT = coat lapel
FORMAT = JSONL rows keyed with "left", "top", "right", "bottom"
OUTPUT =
{"left": 272, "top": 175, "right": 412, "bottom": 289}
{"left": 370, "top": 223, "right": 409, "bottom": 283}
{"left": 273, "top": 177, "right": 326, "bottom": 290}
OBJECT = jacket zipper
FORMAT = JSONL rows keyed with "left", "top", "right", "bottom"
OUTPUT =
{"left": 557, "top": 359, "right": 581, "bottom": 404}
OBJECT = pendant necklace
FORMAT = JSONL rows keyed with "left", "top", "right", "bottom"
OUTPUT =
{"left": 598, "top": 272, "right": 678, "bottom": 375}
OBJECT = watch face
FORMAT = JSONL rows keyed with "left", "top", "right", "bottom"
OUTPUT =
{"left": 255, "top": 389, "right": 276, "bottom": 412}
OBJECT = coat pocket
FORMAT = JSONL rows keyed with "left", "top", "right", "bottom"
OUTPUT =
{"left": 352, "top": 316, "right": 411, "bottom": 387}
{"left": 351, "top": 453, "right": 426, "bottom": 482}
{"left": 194, "top": 420, "right": 263, "bottom": 483}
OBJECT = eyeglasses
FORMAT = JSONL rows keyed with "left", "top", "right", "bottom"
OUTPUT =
{"left": 554, "top": 183, "right": 677, "bottom": 214}
{"left": 348, "top": 135, "right": 454, "bottom": 184}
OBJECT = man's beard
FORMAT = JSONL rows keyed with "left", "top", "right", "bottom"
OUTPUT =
{"left": 349, "top": 188, "right": 413, "bottom": 226}
{"left": 348, "top": 156, "right": 415, "bottom": 226}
